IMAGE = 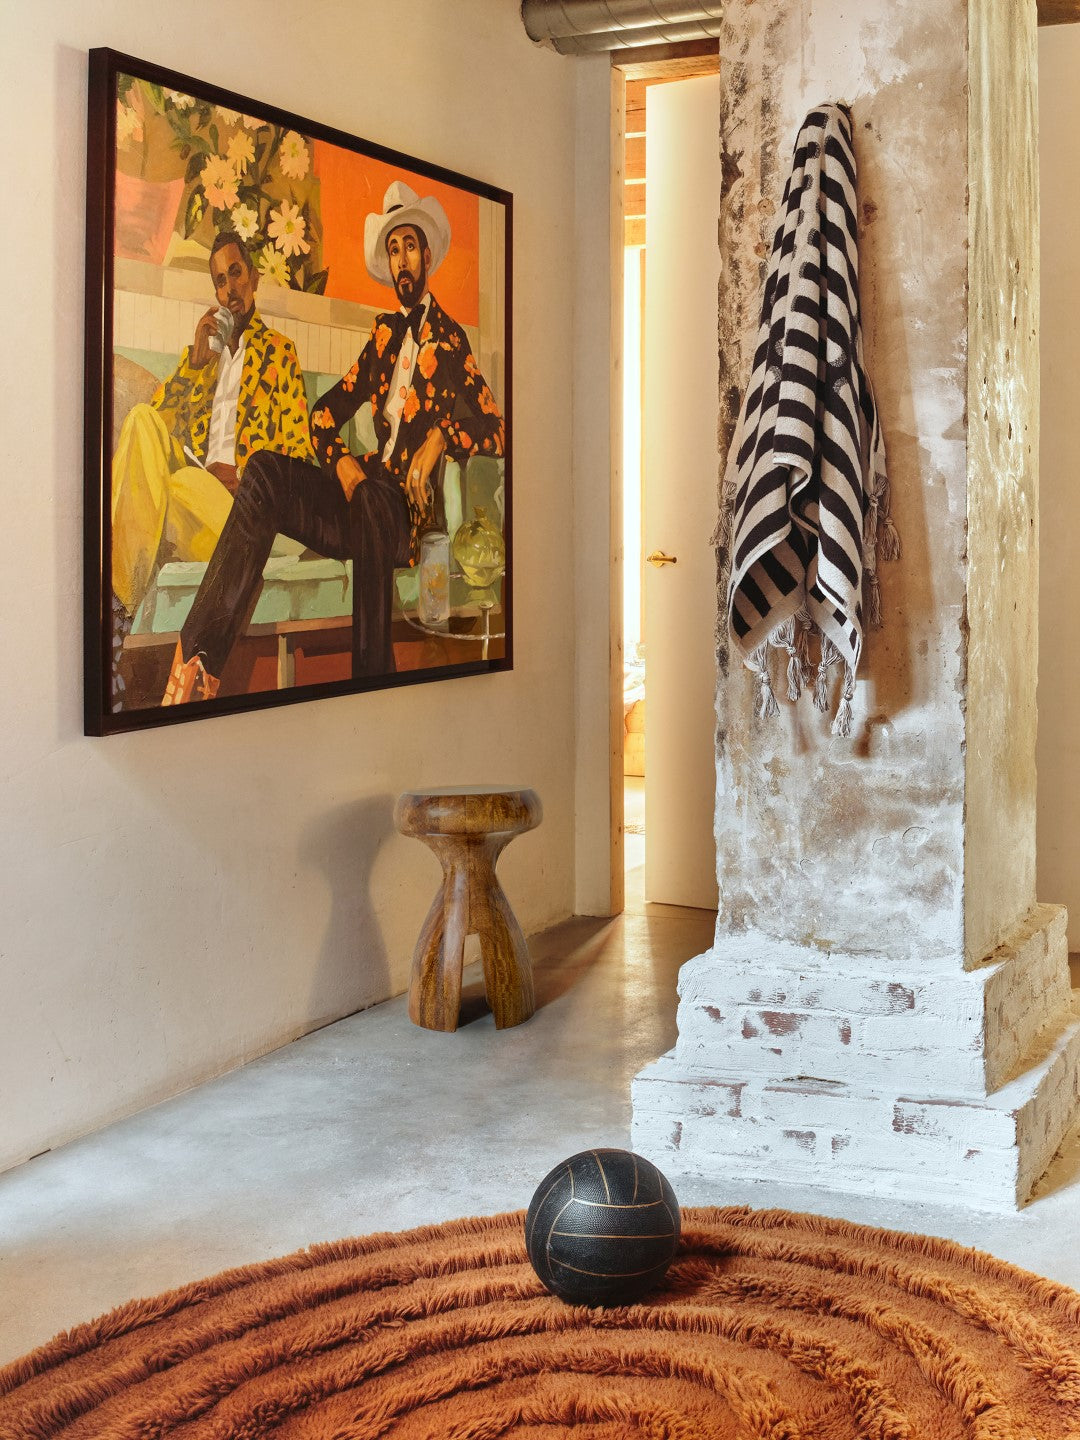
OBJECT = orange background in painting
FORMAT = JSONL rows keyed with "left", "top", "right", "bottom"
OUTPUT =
{"left": 315, "top": 144, "right": 480, "bottom": 326}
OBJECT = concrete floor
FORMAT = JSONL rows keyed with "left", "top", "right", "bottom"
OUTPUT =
{"left": 2, "top": 790, "right": 1080, "bottom": 1365}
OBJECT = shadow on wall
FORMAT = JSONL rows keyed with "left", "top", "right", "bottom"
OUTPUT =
{"left": 852, "top": 88, "right": 923, "bottom": 731}
{"left": 300, "top": 794, "right": 396, "bottom": 1016}
{"left": 55, "top": 42, "right": 93, "bottom": 742}
{"left": 858, "top": 263, "right": 924, "bottom": 733}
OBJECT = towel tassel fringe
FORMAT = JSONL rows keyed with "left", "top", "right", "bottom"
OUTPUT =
{"left": 748, "top": 644, "right": 780, "bottom": 719}
{"left": 831, "top": 661, "right": 856, "bottom": 738}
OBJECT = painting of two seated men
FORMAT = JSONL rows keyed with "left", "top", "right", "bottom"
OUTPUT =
{"left": 100, "top": 60, "right": 510, "bottom": 726}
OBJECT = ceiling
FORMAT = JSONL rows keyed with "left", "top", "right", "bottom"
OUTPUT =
{"left": 521, "top": 0, "right": 1078, "bottom": 54}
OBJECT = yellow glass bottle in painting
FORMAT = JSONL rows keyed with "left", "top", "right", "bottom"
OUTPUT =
{"left": 452, "top": 507, "right": 505, "bottom": 592}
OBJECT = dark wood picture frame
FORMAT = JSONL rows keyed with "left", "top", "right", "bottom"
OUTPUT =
{"left": 85, "top": 48, "right": 513, "bottom": 735}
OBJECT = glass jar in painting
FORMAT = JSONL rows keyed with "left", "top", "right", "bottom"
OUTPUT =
{"left": 418, "top": 530, "right": 450, "bottom": 626}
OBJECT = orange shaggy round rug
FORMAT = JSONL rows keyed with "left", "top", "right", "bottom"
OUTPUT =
{"left": 2, "top": 1207, "right": 1078, "bottom": 1438}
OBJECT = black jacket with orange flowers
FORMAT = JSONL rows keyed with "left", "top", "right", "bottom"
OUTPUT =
{"left": 309, "top": 295, "right": 505, "bottom": 564}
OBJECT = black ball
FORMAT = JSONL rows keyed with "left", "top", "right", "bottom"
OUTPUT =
{"left": 525, "top": 1148, "right": 680, "bottom": 1306}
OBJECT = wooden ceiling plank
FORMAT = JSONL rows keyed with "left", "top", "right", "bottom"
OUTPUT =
{"left": 613, "top": 38, "right": 720, "bottom": 80}
{"left": 1039, "top": 0, "right": 1080, "bottom": 22}
{"left": 625, "top": 216, "right": 646, "bottom": 248}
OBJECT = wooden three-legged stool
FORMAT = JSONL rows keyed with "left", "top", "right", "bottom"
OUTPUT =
{"left": 394, "top": 786, "right": 542, "bottom": 1031}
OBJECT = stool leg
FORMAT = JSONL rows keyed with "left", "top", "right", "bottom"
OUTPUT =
{"left": 472, "top": 851, "right": 535, "bottom": 1029}
{"left": 409, "top": 860, "right": 469, "bottom": 1032}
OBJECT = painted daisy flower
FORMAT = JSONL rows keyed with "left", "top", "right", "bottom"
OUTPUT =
{"left": 230, "top": 204, "right": 259, "bottom": 242}
{"left": 242, "top": 114, "right": 264, "bottom": 131}
{"left": 226, "top": 130, "right": 255, "bottom": 173}
{"left": 201, "top": 154, "right": 239, "bottom": 210}
{"left": 164, "top": 88, "right": 195, "bottom": 110}
{"left": 268, "top": 199, "right": 311, "bottom": 257}
{"left": 216, "top": 106, "right": 241, "bottom": 125}
{"left": 257, "top": 249, "right": 291, "bottom": 288}
{"left": 278, "top": 131, "right": 310, "bottom": 180}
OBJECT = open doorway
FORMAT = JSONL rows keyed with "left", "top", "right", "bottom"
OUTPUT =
{"left": 614, "top": 48, "right": 721, "bottom": 915}
{"left": 622, "top": 179, "right": 646, "bottom": 905}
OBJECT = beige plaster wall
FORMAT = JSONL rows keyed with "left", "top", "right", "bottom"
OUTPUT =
{"left": 1036, "top": 25, "right": 1080, "bottom": 952}
{"left": 0, "top": 0, "right": 596, "bottom": 1172}
{"left": 964, "top": 0, "right": 1040, "bottom": 966}
{"left": 572, "top": 60, "right": 622, "bottom": 918}
{"left": 713, "top": 0, "right": 971, "bottom": 968}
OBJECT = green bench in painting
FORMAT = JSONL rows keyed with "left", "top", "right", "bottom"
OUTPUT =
{"left": 113, "top": 350, "right": 505, "bottom": 689}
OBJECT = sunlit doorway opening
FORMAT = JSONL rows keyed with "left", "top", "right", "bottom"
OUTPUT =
{"left": 615, "top": 49, "right": 720, "bottom": 915}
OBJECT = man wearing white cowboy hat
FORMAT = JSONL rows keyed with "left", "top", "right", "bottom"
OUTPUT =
{"left": 160, "top": 180, "right": 505, "bottom": 703}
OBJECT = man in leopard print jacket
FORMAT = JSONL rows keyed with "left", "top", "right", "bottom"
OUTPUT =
{"left": 111, "top": 229, "right": 314, "bottom": 630}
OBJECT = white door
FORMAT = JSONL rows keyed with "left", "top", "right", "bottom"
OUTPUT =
{"left": 643, "top": 75, "right": 722, "bottom": 911}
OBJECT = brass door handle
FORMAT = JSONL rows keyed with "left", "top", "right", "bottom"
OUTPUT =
{"left": 646, "top": 551, "right": 678, "bottom": 568}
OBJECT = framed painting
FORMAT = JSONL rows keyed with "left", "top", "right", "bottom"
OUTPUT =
{"left": 84, "top": 48, "right": 512, "bottom": 735}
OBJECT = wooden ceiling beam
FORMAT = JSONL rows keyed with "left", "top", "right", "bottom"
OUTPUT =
{"left": 1039, "top": 0, "right": 1080, "bottom": 21}
{"left": 612, "top": 38, "right": 719, "bottom": 80}
{"left": 625, "top": 136, "right": 645, "bottom": 182}
{"left": 626, "top": 78, "right": 647, "bottom": 136}
{"left": 624, "top": 181, "right": 646, "bottom": 220}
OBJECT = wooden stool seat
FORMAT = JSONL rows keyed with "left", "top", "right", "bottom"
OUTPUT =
{"left": 395, "top": 786, "right": 542, "bottom": 1031}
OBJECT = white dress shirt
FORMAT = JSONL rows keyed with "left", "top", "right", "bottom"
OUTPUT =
{"left": 205, "top": 340, "right": 246, "bottom": 467}
{"left": 381, "top": 294, "right": 431, "bottom": 465}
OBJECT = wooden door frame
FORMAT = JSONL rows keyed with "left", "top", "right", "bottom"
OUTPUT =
{"left": 607, "top": 40, "right": 720, "bottom": 915}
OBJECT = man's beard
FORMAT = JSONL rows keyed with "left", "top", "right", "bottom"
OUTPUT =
{"left": 232, "top": 300, "right": 255, "bottom": 335}
{"left": 395, "top": 264, "right": 427, "bottom": 308}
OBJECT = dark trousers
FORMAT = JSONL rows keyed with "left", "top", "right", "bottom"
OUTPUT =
{"left": 180, "top": 452, "right": 410, "bottom": 680}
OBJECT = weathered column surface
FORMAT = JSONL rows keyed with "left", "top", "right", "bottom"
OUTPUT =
{"left": 632, "top": 0, "right": 1080, "bottom": 1208}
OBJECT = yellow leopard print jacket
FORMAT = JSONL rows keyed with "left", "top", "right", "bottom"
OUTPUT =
{"left": 151, "top": 313, "right": 315, "bottom": 474}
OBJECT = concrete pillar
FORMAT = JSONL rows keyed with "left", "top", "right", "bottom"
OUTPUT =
{"left": 632, "top": 0, "right": 1080, "bottom": 1208}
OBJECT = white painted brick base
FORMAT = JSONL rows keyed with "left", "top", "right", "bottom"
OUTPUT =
{"left": 631, "top": 905, "right": 1080, "bottom": 1209}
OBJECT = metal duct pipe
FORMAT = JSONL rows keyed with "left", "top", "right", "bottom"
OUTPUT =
{"left": 522, "top": 1, "right": 723, "bottom": 38}
{"left": 541, "top": 19, "right": 724, "bottom": 54}
{"left": 522, "top": 0, "right": 724, "bottom": 52}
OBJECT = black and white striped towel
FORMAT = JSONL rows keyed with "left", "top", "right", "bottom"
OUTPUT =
{"left": 722, "top": 103, "right": 899, "bottom": 736}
